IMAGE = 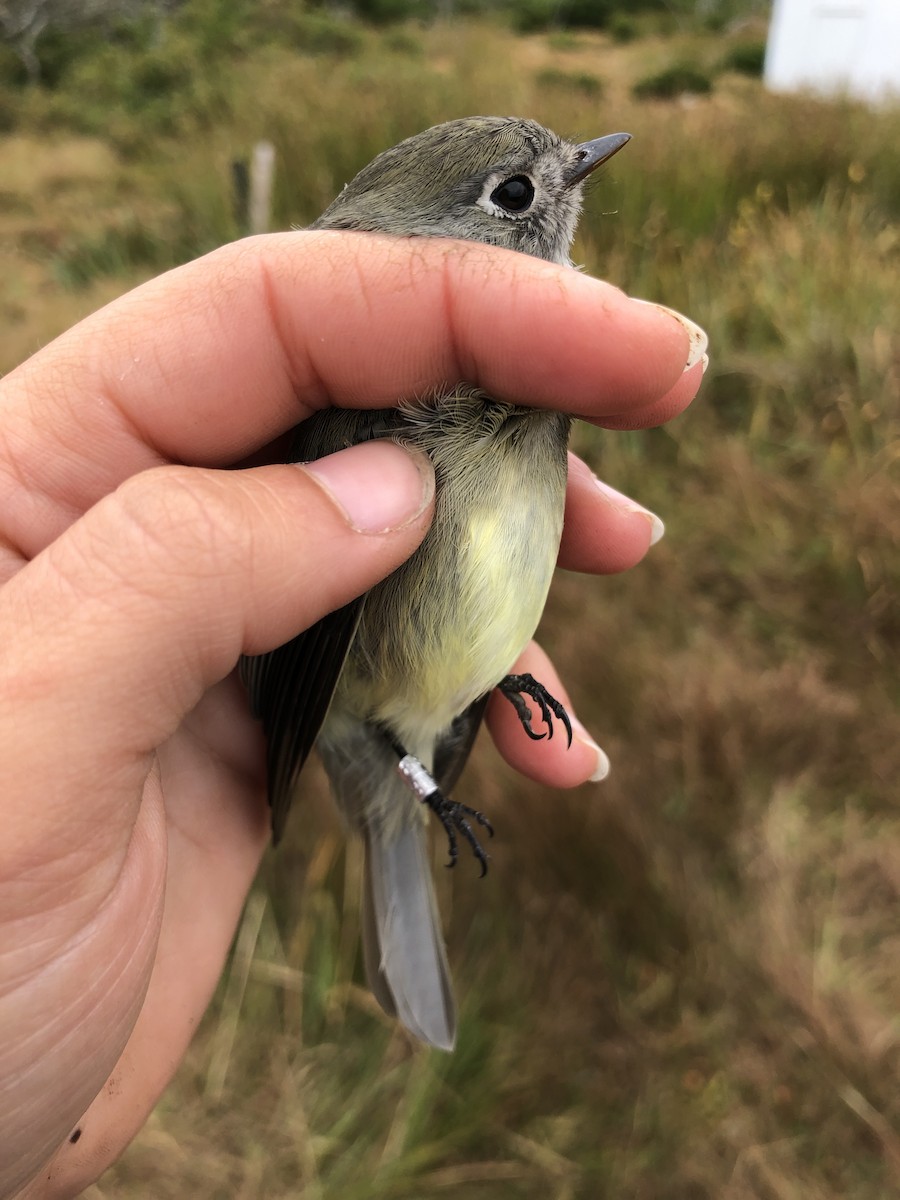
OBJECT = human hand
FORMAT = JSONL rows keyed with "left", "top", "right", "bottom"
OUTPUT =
{"left": 0, "top": 232, "right": 703, "bottom": 1198}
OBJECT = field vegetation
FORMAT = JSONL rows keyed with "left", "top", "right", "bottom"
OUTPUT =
{"left": 2, "top": 4, "right": 899, "bottom": 1196}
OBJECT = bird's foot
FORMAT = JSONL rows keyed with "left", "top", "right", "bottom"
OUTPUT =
{"left": 396, "top": 754, "right": 493, "bottom": 876}
{"left": 498, "top": 673, "right": 573, "bottom": 747}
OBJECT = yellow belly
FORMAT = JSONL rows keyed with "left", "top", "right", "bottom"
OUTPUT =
{"left": 437, "top": 504, "right": 557, "bottom": 710}
{"left": 347, "top": 488, "right": 562, "bottom": 738}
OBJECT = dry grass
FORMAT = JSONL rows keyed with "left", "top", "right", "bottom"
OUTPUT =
{"left": 3, "top": 13, "right": 899, "bottom": 1198}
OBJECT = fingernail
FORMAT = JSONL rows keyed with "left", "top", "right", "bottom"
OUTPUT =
{"left": 572, "top": 717, "right": 611, "bottom": 782}
{"left": 594, "top": 479, "right": 665, "bottom": 546}
{"left": 301, "top": 441, "right": 434, "bottom": 534}
{"left": 632, "top": 299, "right": 709, "bottom": 372}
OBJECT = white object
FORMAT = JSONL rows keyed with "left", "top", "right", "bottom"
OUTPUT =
{"left": 765, "top": 0, "right": 900, "bottom": 103}
{"left": 249, "top": 141, "right": 276, "bottom": 236}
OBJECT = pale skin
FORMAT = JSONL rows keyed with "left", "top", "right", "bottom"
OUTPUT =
{"left": 0, "top": 232, "right": 702, "bottom": 1199}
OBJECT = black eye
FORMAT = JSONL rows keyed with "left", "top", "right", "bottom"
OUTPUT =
{"left": 490, "top": 175, "right": 535, "bottom": 213}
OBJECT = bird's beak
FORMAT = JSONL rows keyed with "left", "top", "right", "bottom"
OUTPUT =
{"left": 566, "top": 132, "right": 632, "bottom": 186}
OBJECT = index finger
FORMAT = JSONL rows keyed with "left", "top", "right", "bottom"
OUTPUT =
{"left": 0, "top": 231, "right": 696, "bottom": 562}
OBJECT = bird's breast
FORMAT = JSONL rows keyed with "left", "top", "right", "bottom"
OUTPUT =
{"left": 341, "top": 395, "right": 571, "bottom": 737}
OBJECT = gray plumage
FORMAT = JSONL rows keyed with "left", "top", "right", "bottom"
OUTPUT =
{"left": 241, "top": 117, "right": 630, "bottom": 1050}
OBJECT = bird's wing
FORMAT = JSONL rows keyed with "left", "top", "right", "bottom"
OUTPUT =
{"left": 240, "top": 598, "right": 364, "bottom": 841}
{"left": 240, "top": 407, "right": 403, "bottom": 841}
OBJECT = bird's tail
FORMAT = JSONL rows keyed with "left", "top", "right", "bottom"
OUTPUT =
{"left": 362, "top": 815, "right": 456, "bottom": 1051}
{"left": 319, "top": 719, "right": 456, "bottom": 1051}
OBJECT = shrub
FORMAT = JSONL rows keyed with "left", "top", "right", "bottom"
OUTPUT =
{"left": 633, "top": 62, "right": 713, "bottom": 99}
{"left": 510, "top": 0, "right": 560, "bottom": 34}
{"left": 720, "top": 40, "right": 767, "bottom": 78}
{"left": 297, "top": 13, "right": 366, "bottom": 55}
{"left": 354, "top": 0, "right": 427, "bottom": 24}
{"left": 536, "top": 66, "right": 604, "bottom": 96}
{"left": 563, "top": 0, "right": 612, "bottom": 29}
{"left": 381, "top": 28, "right": 423, "bottom": 56}
{"left": 609, "top": 14, "right": 637, "bottom": 42}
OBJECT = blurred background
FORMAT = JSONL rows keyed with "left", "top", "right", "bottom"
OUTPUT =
{"left": 2, "top": 1, "right": 898, "bottom": 1195}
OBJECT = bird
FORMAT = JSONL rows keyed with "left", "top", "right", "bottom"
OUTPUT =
{"left": 241, "top": 116, "right": 631, "bottom": 1050}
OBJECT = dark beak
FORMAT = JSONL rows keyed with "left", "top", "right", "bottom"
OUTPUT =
{"left": 566, "top": 132, "right": 632, "bottom": 186}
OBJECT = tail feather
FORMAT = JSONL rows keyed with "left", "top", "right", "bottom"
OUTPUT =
{"left": 319, "top": 716, "right": 457, "bottom": 1050}
{"left": 362, "top": 822, "right": 456, "bottom": 1051}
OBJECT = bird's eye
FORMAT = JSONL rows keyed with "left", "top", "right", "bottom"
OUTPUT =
{"left": 490, "top": 175, "right": 535, "bottom": 213}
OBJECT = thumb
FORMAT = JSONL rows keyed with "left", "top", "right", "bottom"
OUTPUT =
{"left": 0, "top": 439, "right": 434, "bottom": 860}
{"left": 0, "top": 439, "right": 433, "bottom": 1197}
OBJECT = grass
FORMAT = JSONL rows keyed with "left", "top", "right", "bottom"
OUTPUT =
{"left": 2, "top": 11, "right": 899, "bottom": 1198}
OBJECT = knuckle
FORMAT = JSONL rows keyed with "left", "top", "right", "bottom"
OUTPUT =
{"left": 105, "top": 466, "right": 247, "bottom": 585}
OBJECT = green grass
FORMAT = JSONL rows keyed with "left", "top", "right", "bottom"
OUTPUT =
{"left": 2, "top": 12, "right": 899, "bottom": 1199}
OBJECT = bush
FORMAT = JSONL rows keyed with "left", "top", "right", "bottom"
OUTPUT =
{"left": 296, "top": 13, "right": 366, "bottom": 55}
{"left": 11, "top": 23, "right": 104, "bottom": 89}
{"left": 563, "top": 0, "right": 612, "bottom": 29}
{"left": 509, "top": 0, "right": 560, "bottom": 34}
{"left": 720, "top": 40, "right": 767, "bottom": 77}
{"left": 633, "top": 62, "right": 713, "bottom": 99}
{"left": 354, "top": 0, "right": 427, "bottom": 24}
{"left": 51, "top": 221, "right": 176, "bottom": 289}
{"left": 536, "top": 66, "right": 604, "bottom": 96}
{"left": 381, "top": 28, "right": 423, "bottom": 56}
{"left": 130, "top": 48, "right": 196, "bottom": 99}
{"left": 510, "top": 0, "right": 612, "bottom": 34}
{"left": 0, "top": 82, "right": 17, "bottom": 128}
{"left": 609, "top": 14, "right": 637, "bottom": 42}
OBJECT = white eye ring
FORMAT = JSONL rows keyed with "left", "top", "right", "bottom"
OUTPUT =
{"left": 476, "top": 172, "right": 537, "bottom": 219}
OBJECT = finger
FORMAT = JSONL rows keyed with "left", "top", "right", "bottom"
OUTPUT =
{"left": 1, "top": 440, "right": 433, "bottom": 874}
{"left": 486, "top": 641, "right": 609, "bottom": 788}
{"left": 593, "top": 355, "right": 704, "bottom": 431}
{"left": 559, "top": 452, "right": 664, "bottom": 574}
{"left": 0, "top": 232, "right": 700, "bottom": 564}
{"left": 0, "top": 441, "right": 433, "bottom": 1192}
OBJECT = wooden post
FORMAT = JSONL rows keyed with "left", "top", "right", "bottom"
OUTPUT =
{"left": 249, "top": 140, "right": 276, "bottom": 236}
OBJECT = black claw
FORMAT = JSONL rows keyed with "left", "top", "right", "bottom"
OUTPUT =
{"left": 503, "top": 689, "right": 546, "bottom": 740}
{"left": 498, "top": 673, "right": 574, "bottom": 748}
{"left": 444, "top": 821, "right": 459, "bottom": 869}
{"left": 386, "top": 731, "right": 494, "bottom": 875}
{"left": 427, "top": 793, "right": 492, "bottom": 876}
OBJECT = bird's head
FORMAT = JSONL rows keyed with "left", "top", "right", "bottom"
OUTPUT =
{"left": 311, "top": 116, "right": 630, "bottom": 265}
